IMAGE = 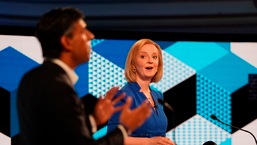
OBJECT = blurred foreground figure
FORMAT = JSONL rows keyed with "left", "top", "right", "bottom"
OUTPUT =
{"left": 17, "top": 7, "right": 152, "bottom": 145}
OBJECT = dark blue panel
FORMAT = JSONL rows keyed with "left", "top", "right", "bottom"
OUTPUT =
{"left": 75, "top": 63, "right": 89, "bottom": 97}
{"left": 155, "top": 40, "right": 176, "bottom": 50}
{"left": 0, "top": 47, "right": 39, "bottom": 91}
{"left": 92, "top": 39, "right": 136, "bottom": 68}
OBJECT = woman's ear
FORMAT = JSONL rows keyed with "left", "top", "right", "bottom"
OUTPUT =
{"left": 60, "top": 35, "right": 72, "bottom": 51}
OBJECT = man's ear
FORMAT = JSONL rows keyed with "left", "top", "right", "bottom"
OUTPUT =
{"left": 60, "top": 35, "right": 72, "bottom": 51}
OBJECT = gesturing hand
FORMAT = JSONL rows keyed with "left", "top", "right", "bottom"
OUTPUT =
{"left": 119, "top": 97, "right": 152, "bottom": 134}
{"left": 93, "top": 86, "right": 125, "bottom": 125}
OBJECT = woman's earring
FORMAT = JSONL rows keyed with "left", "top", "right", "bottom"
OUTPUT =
{"left": 133, "top": 68, "right": 136, "bottom": 72}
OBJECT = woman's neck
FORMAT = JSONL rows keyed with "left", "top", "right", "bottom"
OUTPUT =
{"left": 136, "top": 79, "right": 151, "bottom": 92}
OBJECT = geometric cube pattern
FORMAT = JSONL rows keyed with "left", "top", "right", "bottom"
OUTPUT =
{"left": 0, "top": 45, "right": 40, "bottom": 137}
{"left": 163, "top": 75, "right": 196, "bottom": 133}
{"left": 0, "top": 35, "right": 256, "bottom": 145}
{"left": 196, "top": 73, "right": 231, "bottom": 133}
{"left": 88, "top": 51, "right": 127, "bottom": 97}
{"left": 153, "top": 50, "right": 196, "bottom": 93}
{"left": 166, "top": 115, "right": 231, "bottom": 145}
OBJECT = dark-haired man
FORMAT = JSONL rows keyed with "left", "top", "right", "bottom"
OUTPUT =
{"left": 17, "top": 7, "right": 152, "bottom": 145}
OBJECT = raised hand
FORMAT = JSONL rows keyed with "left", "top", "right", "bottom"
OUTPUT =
{"left": 93, "top": 86, "right": 125, "bottom": 125}
{"left": 119, "top": 97, "right": 152, "bottom": 134}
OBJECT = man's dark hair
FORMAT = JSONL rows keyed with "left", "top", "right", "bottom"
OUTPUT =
{"left": 35, "top": 7, "right": 84, "bottom": 58}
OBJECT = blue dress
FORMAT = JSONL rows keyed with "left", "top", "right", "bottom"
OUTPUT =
{"left": 107, "top": 82, "right": 167, "bottom": 137}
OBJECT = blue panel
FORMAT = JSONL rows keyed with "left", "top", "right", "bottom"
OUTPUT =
{"left": 0, "top": 47, "right": 39, "bottom": 91}
{"left": 75, "top": 63, "right": 89, "bottom": 97}
{"left": 0, "top": 47, "right": 39, "bottom": 137}
{"left": 11, "top": 90, "right": 18, "bottom": 136}
{"left": 92, "top": 39, "right": 136, "bottom": 68}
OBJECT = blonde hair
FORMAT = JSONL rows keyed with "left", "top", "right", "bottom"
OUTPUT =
{"left": 124, "top": 38, "right": 163, "bottom": 83}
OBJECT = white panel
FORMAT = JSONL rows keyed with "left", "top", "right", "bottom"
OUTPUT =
{"left": 0, "top": 35, "right": 43, "bottom": 64}
{"left": 0, "top": 132, "right": 10, "bottom": 145}
{"left": 231, "top": 42, "right": 257, "bottom": 68}
{"left": 232, "top": 119, "right": 257, "bottom": 145}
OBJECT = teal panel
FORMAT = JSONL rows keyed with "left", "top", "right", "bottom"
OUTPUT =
{"left": 220, "top": 138, "right": 232, "bottom": 145}
{"left": 164, "top": 41, "right": 229, "bottom": 71}
{"left": 216, "top": 42, "right": 231, "bottom": 52}
{"left": 199, "top": 53, "right": 257, "bottom": 93}
{"left": 197, "top": 74, "right": 231, "bottom": 133}
{"left": 93, "top": 126, "right": 107, "bottom": 139}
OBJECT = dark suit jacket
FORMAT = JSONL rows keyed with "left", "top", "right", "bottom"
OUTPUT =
{"left": 17, "top": 60, "right": 124, "bottom": 145}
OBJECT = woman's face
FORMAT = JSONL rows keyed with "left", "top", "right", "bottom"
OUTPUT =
{"left": 134, "top": 44, "right": 159, "bottom": 81}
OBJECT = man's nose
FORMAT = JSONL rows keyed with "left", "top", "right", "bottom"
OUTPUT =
{"left": 86, "top": 29, "right": 95, "bottom": 40}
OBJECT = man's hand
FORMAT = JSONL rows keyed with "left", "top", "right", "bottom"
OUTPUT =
{"left": 93, "top": 87, "right": 125, "bottom": 125}
{"left": 119, "top": 97, "right": 152, "bottom": 134}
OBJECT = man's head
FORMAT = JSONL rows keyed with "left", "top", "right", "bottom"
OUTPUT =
{"left": 36, "top": 7, "right": 94, "bottom": 68}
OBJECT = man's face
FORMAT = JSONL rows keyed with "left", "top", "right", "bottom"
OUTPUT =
{"left": 69, "top": 19, "right": 95, "bottom": 65}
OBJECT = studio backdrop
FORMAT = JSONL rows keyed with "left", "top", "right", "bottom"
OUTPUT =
{"left": 0, "top": 35, "right": 257, "bottom": 145}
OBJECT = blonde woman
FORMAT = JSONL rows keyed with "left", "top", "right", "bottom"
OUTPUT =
{"left": 108, "top": 39, "right": 175, "bottom": 145}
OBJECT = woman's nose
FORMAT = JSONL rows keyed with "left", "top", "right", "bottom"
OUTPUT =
{"left": 147, "top": 59, "right": 153, "bottom": 64}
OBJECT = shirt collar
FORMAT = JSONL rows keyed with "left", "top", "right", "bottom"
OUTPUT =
{"left": 129, "top": 82, "right": 153, "bottom": 92}
{"left": 51, "top": 59, "right": 78, "bottom": 85}
{"left": 129, "top": 82, "right": 141, "bottom": 91}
